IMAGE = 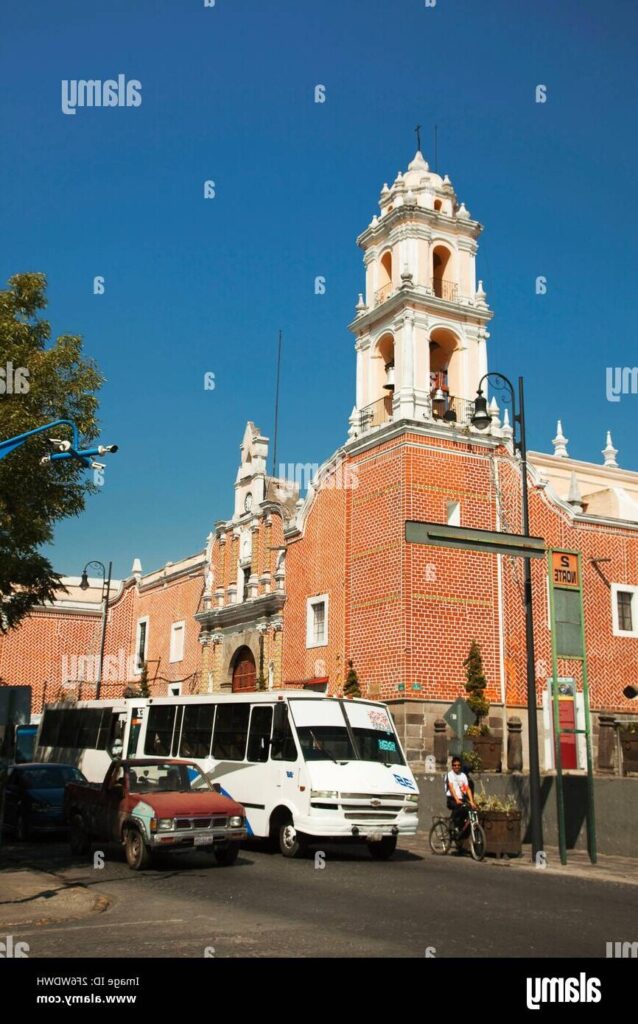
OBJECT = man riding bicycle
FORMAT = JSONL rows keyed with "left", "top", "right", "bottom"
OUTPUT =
{"left": 445, "top": 756, "right": 477, "bottom": 837}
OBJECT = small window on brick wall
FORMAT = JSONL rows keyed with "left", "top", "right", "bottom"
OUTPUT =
{"left": 446, "top": 500, "right": 460, "bottom": 526}
{"left": 306, "top": 594, "right": 329, "bottom": 648}
{"left": 170, "top": 621, "right": 185, "bottom": 663}
{"left": 612, "top": 584, "right": 638, "bottom": 637}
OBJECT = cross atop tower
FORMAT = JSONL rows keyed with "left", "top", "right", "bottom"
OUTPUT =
{"left": 414, "top": 123, "right": 422, "bottom": 153}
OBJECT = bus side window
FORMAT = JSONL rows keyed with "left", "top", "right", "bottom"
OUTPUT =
{"left": 127, "top": 709, "right": 143, "bottom": 757}
{"left": 144, "top": 705, "right": 176, "bottom": 756}
{"left": 271, "top": 705, "right": 297, "bottom": 762}
{"left": 247, "top": 706, "right": 273, "bottom": 763}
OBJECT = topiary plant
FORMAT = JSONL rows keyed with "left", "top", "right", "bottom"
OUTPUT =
{"left": 463, "top": 640, "right": 490, "bottom": 726}
{"left": 343, "top": 660, "right": 362, "bottom": 698}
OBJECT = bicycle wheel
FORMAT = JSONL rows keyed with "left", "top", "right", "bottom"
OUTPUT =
{"left": 429, "top": 820, "right": 451, "bottom": 855}
{"left": 470, "top": 821, "right": 486, "bottom": 861}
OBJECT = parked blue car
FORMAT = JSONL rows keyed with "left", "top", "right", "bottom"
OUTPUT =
{"left": 2, "top": 763, "right": 87, "bottom": 840}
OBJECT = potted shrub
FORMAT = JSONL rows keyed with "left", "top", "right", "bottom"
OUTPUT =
{"left": 619, "top": 720, "right": 638, "bottom": 775}
{"left": 475, "top": 791, "right": 522, "bottom": 858}
{"left": 463, "top": 641, "right": 502, "bottom": 771}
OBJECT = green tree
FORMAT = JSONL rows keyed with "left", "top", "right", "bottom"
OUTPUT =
{"left": 138, "top": 663, "right": 151, "bottom": 697}
{"left": 343, "top": 659, "right": 361, "bottom": 698}
{"left": 0, "top": 273, "right": 103, "bottom": 631}
{"left": 463, "top": 639, "right": 490, "bottom": 725}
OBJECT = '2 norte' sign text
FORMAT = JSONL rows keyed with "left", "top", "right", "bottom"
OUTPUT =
{"left": 552, "top": 551, "right": 580, "bottom": 589}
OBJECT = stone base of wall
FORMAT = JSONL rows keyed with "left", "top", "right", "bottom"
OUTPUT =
{"left": 388, "top": 698, "right": 638, "bottom": 776}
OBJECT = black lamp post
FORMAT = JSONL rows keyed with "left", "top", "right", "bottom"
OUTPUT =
{"left": 80, "top": 560, "right": 112, "bottom": 700}
{"left": 471, "top": 373, "right": 544, "bottom": 860}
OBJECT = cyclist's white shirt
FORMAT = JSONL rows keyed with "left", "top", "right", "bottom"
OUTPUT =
{"left": 445, "top": 770, "right": 470, "bottom": 801}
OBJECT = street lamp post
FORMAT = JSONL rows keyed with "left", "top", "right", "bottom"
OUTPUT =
{"left": 80, "top": 561, "right": 113, "bottom": 700}
{"left": 472, "top": 373, "right": 544, "bottom": 859}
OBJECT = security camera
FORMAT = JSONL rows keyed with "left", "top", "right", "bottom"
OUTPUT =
{"left": 97, "top": 444, "right": 119, "bottom": 455}
{"left": 40, "top": 455, "right": 51, "bottom": 465}
{"left": 623, "top": 685, "right": 638, "bottom": 700}
{"left": 49, "top": 438, "right": 71, "bottom": 452}
{"left": 90, "top": 460, "right": 106, "bottom": 471}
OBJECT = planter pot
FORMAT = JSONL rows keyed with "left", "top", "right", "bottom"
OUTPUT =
{"left": 620, "top": 731, "right": 638, "bottom": 775}
{"left": 480, "top": 810, "right": 522, "bottom": 857}
{"left": 471, "top": 735, "right": 502, "bottom": 772}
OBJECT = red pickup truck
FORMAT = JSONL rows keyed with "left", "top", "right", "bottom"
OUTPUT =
{"left": 64, "top": 758, "right": 246, "bottom": 870}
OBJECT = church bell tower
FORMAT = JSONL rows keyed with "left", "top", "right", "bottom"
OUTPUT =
{"left": 348, "top": 149, "right": 494, "bottom": 435}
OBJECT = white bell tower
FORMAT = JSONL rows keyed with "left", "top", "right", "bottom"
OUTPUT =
{"left": 348, "top": 149, "right": 493, "bottom": 435}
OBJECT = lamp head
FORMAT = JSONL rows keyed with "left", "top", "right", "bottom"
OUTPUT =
{"left": 471, "top": 391, "right": 491, "bottom": 430}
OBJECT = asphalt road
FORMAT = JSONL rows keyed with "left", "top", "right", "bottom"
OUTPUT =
{"left": 2, "top": 834, "right": 636, "bottom": 958}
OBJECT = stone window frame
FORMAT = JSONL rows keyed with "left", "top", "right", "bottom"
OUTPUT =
{"left": 306, "top": 593, "right": 329, "bottom": 649}
{"left": 611, "top": 583, "right": 638, "bottom": 638}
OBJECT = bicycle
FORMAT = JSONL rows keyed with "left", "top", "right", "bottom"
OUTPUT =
{"left": 429, "top": 806, "right": 486, "bottom": 861}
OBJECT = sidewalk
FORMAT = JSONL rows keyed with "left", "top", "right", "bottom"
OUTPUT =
{"left": 404, "top": 832, "right": 638, "bottom": 886}
{"left": 0, "top": 867, "right": 109, "bottom": 929}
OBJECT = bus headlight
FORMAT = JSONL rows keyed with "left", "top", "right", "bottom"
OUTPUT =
{"left": 229, "top": 816, "right": 243, "bottom": 828}
{"left": 311, "top": 790, "right": 339, "bottom": 800}
{"left": 158, "top": 819, "right": 174, "bottom": 832}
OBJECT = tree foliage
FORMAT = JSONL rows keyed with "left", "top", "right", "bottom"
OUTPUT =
{"left": 0, "top": 273, "right": 104, "bottom": 631}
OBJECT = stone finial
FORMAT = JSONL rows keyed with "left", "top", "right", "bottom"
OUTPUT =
{"left": 567, "top": 472, "right": 583, "bottom": 513}
{"left": 489, "top": 397, "right": 501, "bottom": 430}
{"left": 131, "top": 557, "right": 142, "bottom": 578}
{"left": 370, "top": 214, "right": 378, "bottom": 228}
{"left": 457, "top": 202, "right": 470, "bottom": 219}
{"left": 355, "top": 293, "right": 367, "bottom": 316}
{"left": 381, "top": 183, "right": 390, "bottom": 196}
{"left": 502, "top": 407, "right": 514, "bottom": 444}
{"left": 475, "top": 280, "right": 487, "bottom": 307}
{"left": 552, "top": 420, "right": 569, "bottom": 458}
{"left": 401, "top": 264, "right": 414, "bottom": 287}
{"left": 602, "top": 431, "right": 619, "bottom": 468}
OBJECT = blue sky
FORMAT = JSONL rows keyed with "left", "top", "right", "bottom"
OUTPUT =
{"left": 2, "top": 0, "right": 637, "bottom": 578}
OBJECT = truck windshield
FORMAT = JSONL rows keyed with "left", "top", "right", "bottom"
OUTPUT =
{"left": 21, "top": 766, "right": 85, "bottom": 789}
{"left": 127, "top": 763, "right": 211, "bottom": 794}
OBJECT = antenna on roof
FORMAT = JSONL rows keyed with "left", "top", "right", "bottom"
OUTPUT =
{"left": 271, "top": 329, "right": 283, "bottom": 477}
{"left": 414, "top": 123, "right": 422, "bottom": 153}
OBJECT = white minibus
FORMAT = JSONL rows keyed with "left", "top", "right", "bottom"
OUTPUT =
{"left": 35, "top": 691, "right": 420, "bottom": 858}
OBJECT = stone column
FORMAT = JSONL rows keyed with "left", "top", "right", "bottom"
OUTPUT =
{"left": 434, "top": 719, "right": 448, "bottom": 769}
{"left": 597, "top": 714, "right": 616, "bottom": 773}
{"left": 507, "top": 716, "right": 523, "bottom": 772}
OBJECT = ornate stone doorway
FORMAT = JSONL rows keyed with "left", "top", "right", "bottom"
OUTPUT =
{"left": 231, "top": 645, "right": 257, "bottom": 692}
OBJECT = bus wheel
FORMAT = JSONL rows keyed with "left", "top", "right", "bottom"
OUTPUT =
{"left": 367, "top": 836, "right": 397, "bottom": 860}
{"left": 279, "top": 818, "right": 307, "bottom": 859}
{"left": 69, "top": 814, "right": 90, "bottom": 856}
{"left": 125, "top": 828, "right": 151, "bottom": 870}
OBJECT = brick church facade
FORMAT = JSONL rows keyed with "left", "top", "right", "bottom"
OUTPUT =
{"left": 2, "top": 148, "right": 638, "bottom": 769}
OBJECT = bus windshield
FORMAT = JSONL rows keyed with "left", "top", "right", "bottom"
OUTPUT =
{"left": 289, "top": 700, "right": 405, "bottom": 766}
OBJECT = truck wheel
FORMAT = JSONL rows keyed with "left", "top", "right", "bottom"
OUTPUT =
{"left": 125, "top": 828, "right": 151, "bottom": 870}
{"left": 367, "top": 836, "right": 398, "bottom": 860}
{"left": 279, "top": 818, "right": 307, "bottom": 859}
{"left": 69, "top": 814, "right": 90, "bottom": 856}
{"left": 214, "top": 841, "right": 240, "bottom": 866}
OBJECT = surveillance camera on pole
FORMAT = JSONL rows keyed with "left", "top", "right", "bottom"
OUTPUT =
{"left": 97, "top": 444, "right": 119, "bottom": 456}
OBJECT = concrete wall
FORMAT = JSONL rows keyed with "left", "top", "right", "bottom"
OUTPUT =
{"left": 414, "top": 771, "right": 638, "bottom": 859}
